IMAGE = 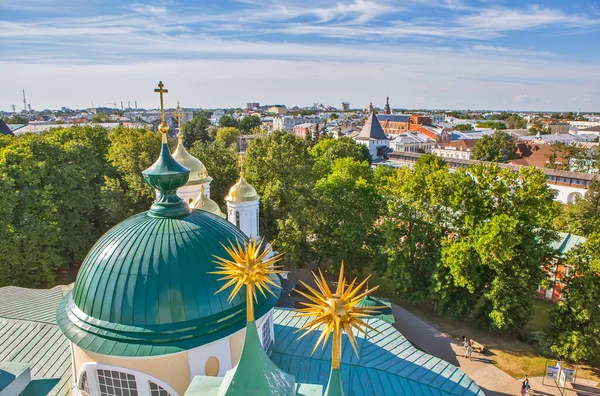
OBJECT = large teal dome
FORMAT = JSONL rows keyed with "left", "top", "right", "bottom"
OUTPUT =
{"left": 57, "top": 140, "right": 279, "bottom": 357}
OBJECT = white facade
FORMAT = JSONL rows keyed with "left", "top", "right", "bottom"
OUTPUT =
{"left": 356, "top": 139, "right": 389, "bottom": 158}
{"left": 549, "top": 184, "right": 586, "bottom": 204}
{"left": 178, "top": 182, "right": 211, "bottom": 205}
{"left": 432, "top": 146, "right": 472, "bottom": 160}
{"left": 392, "top": 133, "right": 434, "bottom": 153}
{"left": 569, "top": 120, "right": 600, "bottom": 129}
{"left": 226, "top": 200, "right": 260, "bottom": 238}
{"left": 210, "top": 110, "right": 225, "bottom": 125}
{"left": 273, "top": 116, "right": 321, "bottom": 132}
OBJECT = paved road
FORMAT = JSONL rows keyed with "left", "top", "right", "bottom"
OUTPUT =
{"left": 390, "top": 303, "right": 599, "bottom": 396}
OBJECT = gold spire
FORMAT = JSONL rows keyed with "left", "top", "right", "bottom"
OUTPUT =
{"left": 226, "top": 176, "right": 259, "bottom": 202}
{"left": 154, "top": 81, "right": 169, "bottom": 142}
{"left": 294, "top": 263, "right": 382, "bottom": 369}
{"left": 212, "top": 238, "right": 285, "bottom": 321}
{"left": 174, "top": 101, "right": 185, "bottom": 143}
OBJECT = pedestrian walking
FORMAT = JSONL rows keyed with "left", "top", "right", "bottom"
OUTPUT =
{"left": 465, "top": 345, "right": 472, "bottom": 360}
{"left": 520, "top": 382, "right": 527, "bottom": 395}
{"left": 524, "top": 376, "right": 530, "bottom": 394}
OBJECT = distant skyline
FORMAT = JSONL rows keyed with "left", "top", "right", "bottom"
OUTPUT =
{"left": 1, "top": 0, "right": 600, "bottom": 112}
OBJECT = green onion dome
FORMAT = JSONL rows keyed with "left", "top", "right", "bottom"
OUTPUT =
{"left": 57, "top": 141, "right": 279, "bottom": 357}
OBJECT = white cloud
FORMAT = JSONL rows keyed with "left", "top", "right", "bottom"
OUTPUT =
{"left": 128, "top": 4, "right": 168, "bottom": 17}
{"left": 512, "top": 94, "right": 530, "bottom": 103}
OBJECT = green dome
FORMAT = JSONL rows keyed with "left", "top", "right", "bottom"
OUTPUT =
{"left": 57, "top": 210, "right": 279, "bottom": 357}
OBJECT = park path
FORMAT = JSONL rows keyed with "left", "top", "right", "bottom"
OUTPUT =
{"left": 391, "top": 304, "right": 599, "bottom": 396}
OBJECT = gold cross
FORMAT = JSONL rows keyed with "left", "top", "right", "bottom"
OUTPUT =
{"left": 154, "top": 81, "right": 169, "bottom": 125}
{"left": 173, "top": 101, "right": 185, "bottom": 141}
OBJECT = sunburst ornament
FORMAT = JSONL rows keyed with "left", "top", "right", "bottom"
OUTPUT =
{"left": 294, "top": 263, "right": 383, "bottom": 370}
{"left": 212, "top": 238, "right": 285, "bottom": 321}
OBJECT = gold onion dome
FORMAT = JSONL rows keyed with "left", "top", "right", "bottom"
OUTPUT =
{"left": 226, "top": 176, "right": 260, "bottom": 202}
{"left": 191, "top": 186, "right": 226, "bottom": 218}
{"left": 172, "top": 137, "right": 212, "bottom": 185}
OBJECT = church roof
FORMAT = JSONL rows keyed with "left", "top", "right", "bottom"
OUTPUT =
{"left": 172, "top": 137, "right": 212, "bottom": 185}
{"left": 0, "top": 119, "right": 15, "bottom": 136}
{"left": 226, "top": 176, "right": 260, "bottom": 202}
{"left": 272, "top": 309, "right": 484, "bottom": 395}
{"left": 356, "top": 112, "right": 389, "bottom": 141}
{"left": 57, "top": 139, "right": 279, "bottom": 357}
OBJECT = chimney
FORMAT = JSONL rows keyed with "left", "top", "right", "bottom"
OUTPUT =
{"left": 0, "top": 362, "right": 32, "bottom": 396}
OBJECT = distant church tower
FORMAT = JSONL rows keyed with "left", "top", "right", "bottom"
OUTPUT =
{"left": 225, "top": 176, "right": 260, "bottom": 238}
{"left": 384, "top": 96, "right": 391, "bottom": 115}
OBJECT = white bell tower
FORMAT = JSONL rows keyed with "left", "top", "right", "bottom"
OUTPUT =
{"left": 225, "top": 176, "right": 260, "bottom": 238}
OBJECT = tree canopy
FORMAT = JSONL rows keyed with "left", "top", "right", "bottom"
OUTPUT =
{"left": 182, "top": 114, "right": 211, "bottom": 148}
{"left": 218, "top": 114, "right": 238, "bottom": 128}
{"left": 470, "top": 130, "right": 516, "bottom": 162}
{"left": 453, "top": 123, "right": 473, "bottom": 132}
{"left": 238, "top": 115, "right": 261, "bottom": 133}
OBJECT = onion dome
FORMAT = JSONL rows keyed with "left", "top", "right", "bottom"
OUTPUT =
{"left": 172, "top": 135, "right": 212, "bottom": 185}
{"left": 57, "top": 127, "right": 279, "bottom": 357}
{"left": 226, "top": 176, "right": 260, "bottom": 202}
{"left": 191, "top": 186, "right": 226, "bottom": 218}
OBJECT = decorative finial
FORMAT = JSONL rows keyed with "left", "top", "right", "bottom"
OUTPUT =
{"left": 294, "top": 263, "right": 383, "bottom": 395}
{"left": 154, "top": 81, "right": 169, "bottom": 142}
{"left": 212, "top": 238, "right": 285, "bottom": 321}
{"left": 143, "top": 81, "right": 190, "bottom": 218}
{"left": 368, "top": 102, "right": 374, "bottom": 114}
{"left": 174, "top": 101, "right": 185, "bottom": 143}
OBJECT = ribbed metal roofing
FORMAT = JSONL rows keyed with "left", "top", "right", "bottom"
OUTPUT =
{"left": 272, "top": 309, "right": 484, "bottom": 396}
{"left": 57, "top": 209, "right": 279, "bottom": 357}
{"left": 0, "top": 286, "right": 68, "bottom": 324}
{"left": 552, "top": 232, "right": 586, "bottom": 255}
{"left": 0, "top": 318, "right": 71, "bottom": 395}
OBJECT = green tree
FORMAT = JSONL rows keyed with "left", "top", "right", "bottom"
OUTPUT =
{"left": 528, "top": 122, "right": 550, "bottom": 136}
{"left": 554, "top": 181, "right": 600, "bottom": 237}
{"left": 437, "top": 165, "right": 558, "bottom": 330}
{"left": 194, "top": 110, "right": 213, "bottom": 119}
{"left": 375, "top": 155, "right": 449, "bottom": 302}
{"left": 218, "top": 114, "right": 238, "bottom": 128}
{"left": 2, "top": 115, "right": 28, "bottom": 124}
{"left": 313, "top": 158, "right": 383, "bottom": 274}
{"left": 182, "top": 115, "right": 211, "bottom": 148}
{"left": 238, "top": 115, "right": 261, "bottom": 134}
{"left": 309, "top": 137, "right": 371, "bottom": 178}
{"left": 92, "top": 113, "right": 110, "bottom": 123}
{"left": 505, "top": 115, "right": 528, "bottom": 129}
{"left": 101, "top": 126, "right": 161, "bottom": 224}
{"left": 470, "top": 130, "right": 516, "bottom": 162}
{"left": 453, "top": 123, "right": 473, "bottom": 132}
{"left": 189, "top": 141, "right": 239, "bottom": 207}
{"left": 215, "top": 127, "right": 241, "bottom": 149}
{"left": 244, "top": 131, "right": 315, "bottom": 267}
{"left": 476, "top": 121, "right": 507, "bottom": 130}
{"left": 547, "top": 234, "right": 600, "bottom": 363}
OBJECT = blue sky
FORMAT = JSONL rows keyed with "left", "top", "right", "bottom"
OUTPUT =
{"left": 1, "top": 0, "right": 599, "bottom": 111}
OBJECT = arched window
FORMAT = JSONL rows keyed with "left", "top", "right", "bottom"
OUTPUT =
{"left": 97, "top": 369, "right": 137, "bottom": 396}
{"left": 235, "top": 211, "right": 240, "bottom": 227}
{"left": 79, "top": 371, "right": 90, "bottom": 395}
{"left": 149, "top": 380, "right": 172, "bottom": 396}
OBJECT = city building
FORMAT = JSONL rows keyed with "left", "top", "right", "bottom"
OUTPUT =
{"left": 377, "top": 114, "right": 410, "bottom": 135}
{"left": 273, "top": 115, "right": 320, "bottom": 132}
{"left": 267, "top": 105, "right": 287, "bottom": 115}
{"left": 246, "top": 102, "right": 260, "bottom": 111}
{"left": 383, "top": 96, "right": 391, "bottom": 115}
{"left": 432, "top": 139, "right": 478, "bottom": 160}
{"left": 391, "top": 132, "right": 435, "bottom": 153}
{"left": 354, "top": 110, "right": 391, "bottom": 159}
{"left": 293, "top": 122, "right": 317, "bottom": 139}
{"left": 568, "top": 120, "right": 600, "bottom": 129}
{"left": 210, "top": 110, "right": 225, "bottom": 125}
{"left": 0, "top": 119, "right": 14, "bottom": 136}
{"left": 341, "top": 101, "right": 350, "bottom": 111}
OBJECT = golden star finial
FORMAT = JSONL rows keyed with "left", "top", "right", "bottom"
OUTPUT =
{"left": 212, "top": 238, "right": 286, "bottom": 321}
{"left": 294, "top": 263, "right": 382, "bottom": 369}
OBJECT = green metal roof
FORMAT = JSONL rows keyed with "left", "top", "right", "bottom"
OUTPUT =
{"left": 58, "top": 209, "right": 280, "bottom": 357}
{"left": 552, "top": 232, "right": 586, "bottom": 255}
{"left": 0, "top": 286, "right": 68, "bottom": 324}
{"left": 0, "top": 318, "right": 72, "bottom": 396}
{"left": 271, "top": 309, "right": 484, "bottom": 396}
{"left": 356, "top": 295, "right": 394, "bottom": 324}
